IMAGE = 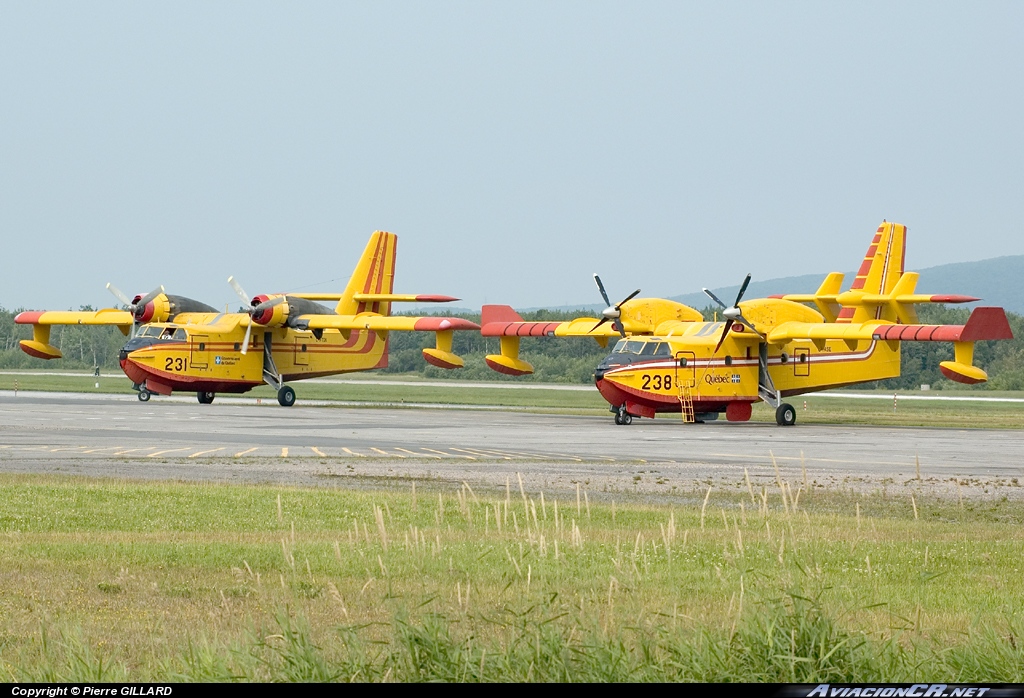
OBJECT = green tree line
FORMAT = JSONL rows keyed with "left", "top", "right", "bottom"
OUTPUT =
{"left": 2, "top": 304, "right": 1022, "bottom": 390}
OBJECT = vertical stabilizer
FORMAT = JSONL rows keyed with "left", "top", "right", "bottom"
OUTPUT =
{"left": 335, "top": 231, "right": 398, "bottom": 316}
{"left": 838, "top": 221, "right": 908, "bottom": 323}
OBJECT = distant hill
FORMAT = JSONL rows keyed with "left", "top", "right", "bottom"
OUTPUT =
{"left": 524, "top": 256, "right": 1024, "bottom": 315}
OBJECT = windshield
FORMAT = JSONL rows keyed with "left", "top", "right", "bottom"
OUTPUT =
{"left": 612, "top": 339, "right": 628, "bottom": 353}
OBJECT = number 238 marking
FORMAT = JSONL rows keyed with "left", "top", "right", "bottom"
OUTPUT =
{"left": 641, "top": 374, "right": 673, "bottom": 391}
{"left": 164, "top": 357, "right": 187, "bottom": 372}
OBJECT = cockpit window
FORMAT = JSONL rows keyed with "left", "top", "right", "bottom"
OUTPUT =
{"left": 653, "top": 342, "right": 671, "bottom": 357}
{"left": 623, "top": 340, "right": 644, "bottom": 354}
{"left": 137, "top": 326, "right": 154, "bottom": 337}
{"left": 639, "top": 342, "right": 658, "bottom": 356}
{"left": 613, "top": 339, "right": 628, "bottom": 353}
{"left": 173, "top": 329, "right": 187, "bottom": 341}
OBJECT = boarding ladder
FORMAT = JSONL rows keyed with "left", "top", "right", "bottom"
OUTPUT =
{"left": 677, "top": 383, "right": 695, "bottom": 423}
{"left": 674, "top": 351, "right": 696, "bottom": 424}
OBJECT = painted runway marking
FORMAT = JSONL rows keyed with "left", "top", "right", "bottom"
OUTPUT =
{"left": 189, "top": 448, "right": 225, "bottom": 458}
{"left": 343, "top": 447, "right": 365, "bottom": 457}
{"left": 423, "top": 448, "right": 470, "bottom": 459}
{"left": 281, "top": 448, "right": 289, "bottom": 458}
{"left": 372, "top": 447, "right": 403, "bottom": 458}
{"left": 234, "top": 447, "right": 258, "bottom": 457}
{"left": 49, "top": 446, "right": 86, "bottom": 452}
{"left": 451, "top": 447, "right": 504, "bottom": 460}
{"left": 546, "top": 451, "right": 584, "bottom": 462}
{"left": 113, "top": 448, "right": 148, "bottom": 456}
{"left": 82, "top": 446, "right": 122, "bottom": 454}
{"left": 147, "top": 447, "right": 191, "bottom": 458}
{"left": 396, "top": 447, "right": 438, "bottom": 459}
{"left": 310, "top": 447, "right": 327, "bottom": 457}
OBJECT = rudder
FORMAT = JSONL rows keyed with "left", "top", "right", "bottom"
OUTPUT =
{"left": 838, "top": 221, "right": 908, "bottom": 323}
{"left": 335, "top": 231, "right": 398, "bottom": 316}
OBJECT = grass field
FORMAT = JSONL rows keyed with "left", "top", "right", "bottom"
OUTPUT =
{"left": 3, "top": 369, "right": 1024, "bottom": 428}
{"left": 1, "top": 473, "right": 1022, "bottom": 681}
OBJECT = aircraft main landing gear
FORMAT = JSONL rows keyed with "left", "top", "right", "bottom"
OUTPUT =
{"left": 137, "top": 389, "right": 151, "bottom": 402}
{"left": 197, "top": 391, "right": 215, "bottom": 405}
{"left": 277, "top": 385, "right": 296, "bottom": 407}
{"left": 775, "top": 402, "right": 796, "bottom": 426}
{"left": 614, "top": 404, "right": 632, "bottom": 425}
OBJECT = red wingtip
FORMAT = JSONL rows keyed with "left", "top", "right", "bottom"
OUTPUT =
{"left": 14, "top": 311, "right": 44, "bottom": 324}
{"left": 930, "top": 295, "right": 981, "bottom": 304}
{"left": 414, "top": 295, "right": 460, "bottom": 303}
{"left": 766, "top": 294, "right": 785, "bottom": 299}
{"left": 412, "top": 317, "right": 480, "bottom": 331}
{"left": 961, "top": 307, "right": 1014, "bottom": 341}
{"left": 481, "top": 304, "right": 524, "bottom": 325}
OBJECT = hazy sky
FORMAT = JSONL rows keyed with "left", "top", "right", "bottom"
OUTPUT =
{"left": 2, "top": 2, "right": 1022, "bottom": 312}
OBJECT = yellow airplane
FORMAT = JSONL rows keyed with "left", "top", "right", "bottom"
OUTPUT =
{"left": 16, "top": 231, "right": 478, "bottom": 405}
{"left": 481, "top": 221, "right": 1014, "bottom": 425}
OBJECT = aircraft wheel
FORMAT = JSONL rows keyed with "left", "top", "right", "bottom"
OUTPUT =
{"left": 137, "top": 389, "right": 151, "bottom": 402}
{"left": 615, "top": 405, "right": 632, "bottom": 426}
{"left": 277, "top": 385, "right": 296, "bottom": 407}
{"left": 775, "top": 402, "right": 797, "bottom": 426}
{"left": 197, "top": 391, "right": 215, "bottom": 405}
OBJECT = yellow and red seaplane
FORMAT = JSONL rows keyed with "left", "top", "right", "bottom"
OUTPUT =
{"left": 16, "top": 231, "right": 478, "bottom": 405}
{"left": 481, "top": 221, "right": 1013, "bottom": 425}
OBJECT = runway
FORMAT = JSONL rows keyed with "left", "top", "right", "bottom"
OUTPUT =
{"left": 2, "top": 391, "right": 1022, "bottom": 499}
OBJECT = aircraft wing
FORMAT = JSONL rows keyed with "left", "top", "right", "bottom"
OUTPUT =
{"left": 15, "top": 309, "right": 135, "bottom": 328}
{"left": 767, "top": 307, "right": 1014, "bottom": 345}
{"left": 300, "top": 313, "right": 479, "bottom": 369}
{"left": 480, "top": 305, "right": 617, "bottom": 339}
{"left": 767, "top": 307, "right": 1013, "bottom": 384}
{"left": 300, "top": 314, "right": 479, "bottom": 333}
{"left": 14, "top": 308, "right": 135, "bottom": 359}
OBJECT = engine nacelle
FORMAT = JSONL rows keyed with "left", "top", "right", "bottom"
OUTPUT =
{"left": 134, "top": 293, "right": 218, "bottom": 324}
{"left": 250, "top": 294, "right": 289, "bottom": 327}
{"left": 250, "top": 295, "right": 335, "bottom": 328}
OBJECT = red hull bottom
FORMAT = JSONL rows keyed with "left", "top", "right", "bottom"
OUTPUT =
{"left": 595, "top": 379, "right": 755, "bottom": 422}
{"left": 121, "top": 359, "right": 261, "bottom": 395}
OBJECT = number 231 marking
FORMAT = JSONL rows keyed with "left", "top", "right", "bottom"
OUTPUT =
{"left": 164, "top": 357, "right": 187, "bottom": 372}
{"left": 641, "top": 374, "right": 672, "bottom": 391}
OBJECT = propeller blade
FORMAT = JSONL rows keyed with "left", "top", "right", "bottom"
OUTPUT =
{"left": 593, "top": 274, "right": 612, "bottom": 308}
{"left": 105, "top": 283, "right": 132, "bottom": 307}
{"left": 712, "top": 319, "right": 734, "bottom": 355}
{"left": 135, "top": 285, "right": 165, "bottom": 310}
{"left": 612, "top": 319, "right": 626, "bottom": 338}
{"left": 590, "top": 317, "right": 609, "bottom": 333}
{"left": 616, "top": 289, "right": 641, "bottom": 309}
{"left": 735, "top": 313, "right": 765, "bottom": 338}
{"left": 227, "top": 276, "right": 250, "bottom": 305}
{"left": 733, "top": 273, "right": 752, "bottom": 307}
{"left": 702, "top": 287, "right": 728, "bottom": 309}
{"left": 240, "top": 320, "right": 252, "bottom": 355}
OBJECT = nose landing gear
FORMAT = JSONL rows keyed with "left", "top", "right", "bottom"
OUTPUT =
{"left": 613, "top": 404, "right": 632, "bottom": 425}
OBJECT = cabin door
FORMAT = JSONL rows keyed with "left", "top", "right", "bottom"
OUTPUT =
{"left": 190, "top": 335, "right": 210, "bottom": 370}
{"left": 674, "top": 351, "right": 696, "bottom": 389}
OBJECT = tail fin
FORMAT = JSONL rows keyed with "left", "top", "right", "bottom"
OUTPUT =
{"left": 336, "top": 231, "right": 398, "bottom": 316}
{"left": 838, "top": 221, "right": 908, "bottom": 323}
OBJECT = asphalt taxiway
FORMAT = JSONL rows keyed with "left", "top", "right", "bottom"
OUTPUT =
{"left": 1, "top": 391, "right": 1022, "bottom": 498}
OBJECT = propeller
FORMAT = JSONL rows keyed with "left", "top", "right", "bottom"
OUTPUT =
{"left": 228, "top": 276, "right": 286, "bottom": 355}
{"left": 591, "top": 274, "right": 641, "bottom": 337}
{"left": 106, "top": 283, "right": 165, "bottom": 337}
{"left": 702, "top": 273, "right": 763, "bottom": 354}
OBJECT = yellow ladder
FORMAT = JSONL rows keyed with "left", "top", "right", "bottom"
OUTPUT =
{"left": 678, "top": 383, "right": 695, "bottom": 424}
